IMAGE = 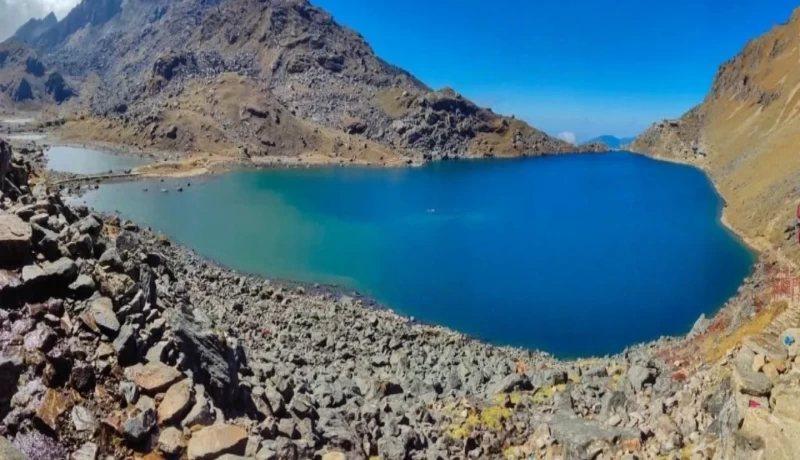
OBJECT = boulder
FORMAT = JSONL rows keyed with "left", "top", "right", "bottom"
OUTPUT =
{"left": 158, "top": 426, "right": 186, "bottom": 456}
{"left": 71, "top": 405, "right": 97, "bottom": 432}
{"left": 0, "top": 213, "right": 32, "bottom": 268}
{"left": 0, "top": 436, "right": 27, "bottom": 460}
{"left": 98, "top": 248, "right": 123, "bottom": 271}
{"left": 550, "top": 415, "right": 641, "bottom": 458}
{"left": 35, "top": 388, "right": 80, "bottom": 431}
{"left": 11, "top": 429, "right": 67, "bottom": 460}
{"left": 122, "top": 396, "right": 156, "bottom": 442}
{"left": 165, "top": 309, "right": 239, "bottom": 407}
{"left": 743, "top": 334, "right": 788, "bottom": 362}
{"left": 72, "top": 215, "right": 102, "bottom": 236}
{"left": 487, "top": 373, "right": 533, "bottom": 395}
{"left": 157, "top": 380, "right": 193, "bottom": 425}
{"left": 70, "top": 442, "right": 98, "bottom": 460}
{"left": 732, "top": 356, "right": 773, "bottom": 397}
{"left": 112, "top": 324, "right": 138, "bottom": 365}
{"left": 68, "top": 274, "right": 95, "bottom": 299}
{"left": 125, "top": 362, "right": 183, "bottom": 394}
{"left": 80, "top": 297, "right": 119, "bottom": 336}
{"left": 187, "top": 424, "right": 248, "bottom": 460}
{"left": 627, "top": 365, "right": 657, "bottom": 392}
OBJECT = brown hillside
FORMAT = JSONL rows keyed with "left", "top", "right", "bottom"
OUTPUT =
{"left": 633, "top": 7, "right": 800, "bottom": 261}
{"left": 2, "top": 0, "right": 606, "bottom": 163}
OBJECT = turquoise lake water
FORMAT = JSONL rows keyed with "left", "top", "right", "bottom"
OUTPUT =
{"left": 73, "top": 152, "right": 754, "bottom": 357}
{"left": 46, "top": 146, "right": 147, "bottom": 174}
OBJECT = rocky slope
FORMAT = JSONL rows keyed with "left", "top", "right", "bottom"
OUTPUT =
{"left": 1, "top": 0, "right": 605, "bottom": 166}
{"left": 0, "top": 41, "right": 75, "bottom": 108}
{"left": 631, "top": 8, "right": 800, "bottom": 458}
{"left": 632, "top": 6, "right": 800, "bottom": 260}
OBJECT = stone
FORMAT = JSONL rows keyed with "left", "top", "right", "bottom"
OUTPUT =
{"left": 158, "top": 427, "right": 186, "bottom": 456}
{"left": 68, "top": 275, "right": 95, "bottom": 299}
{"left": 23, "top": 324, "right": 56, "bottom": 352}
{"left": 119, "top": 380, "right": 139, "bottom": 405}
{"left": 73, "top": 215, "right": 102, "bottom": 236}
{"left": 182, "top": 385, "right": 215, "bottom": 428}
{"left": 71, "top": 405, "right": 97, "bottom": 432}
{"left": 80, "top": 297, "right": 119, "bottom": 336}
{"left": 277, "top": 418, "right": 299, "bottom": 439}
{"left": 628, "top": 365, "right": 657, "bottom": 392}
{"left": 752, "top": 354, "right": 766, "bottom": 372}
{"left": 0, "top": 347, "right": 24, "bottom": 409}
{"left": 733, "top": 357, "right": 773, "bottom": 397}
{"left": 529, "top": 424, "right": 552, "bottom": 450}
{"left": 70, "top": 363, "right": 95, "bottom": 392}
{"left": 743, "top": 334, "right": 788, "bottom": 362}
{"left": 165, "top": 309, "right": 239, "bottom": 404}
{"left": 12, "top": 429, "right": 68, "bottom": 460}
{"left": 97, "top": 271, "right": 135, "bottom": 302}
{"left": 772, "top": 383, "right": 800, "bottom": 422}
{"left": 763, "top": 362, "right": 780, "bottom": 383}
{"left": 70, "top": 442, "right": 98, "bottom": 460}
{"left": 113, "top": 324, "right": 137, "bottom": 365}
{"left": 23, "top": 258, "right": 78, "bottom": 291}
{"left": 122, "top": 396, "right": 156, "bottom": 442}
{"left": 98, "top": 248, "right": 123, "bottom": 271}
{"left": 0, "top": 213, "right": 32, "bottom": 268}
{"left": 488, "top": 373, "right": 533, "bottom": 395}
{"left": 43, "top": 258, "right": 78, "bottom": 283}
{"left": 158, "top": 380, "right": 193, "bottom": 425}
{"left": 36, "top": 388, "right": 80, "bottom": 431}
{"left": 0, "top": 436, "right": 27, "bottom": 460}
{"left": 187, "top": 424, "right": 248, "bottom": 460}
{"left": 321, "top": 452, "right": 346, "bottom": 460}
{"left": 125, "top": 362, "right": 183, "bottom": 394}
{"left": 550, "top": 416, "right": 641, "bottom": 458}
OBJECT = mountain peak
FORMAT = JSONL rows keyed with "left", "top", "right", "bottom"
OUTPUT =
{"left": 12, "top": 11, "right": 58, "bottom": 44}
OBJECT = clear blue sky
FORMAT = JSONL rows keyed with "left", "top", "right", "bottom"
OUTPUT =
{"left": 313, "top": 0, "right": 798, "bottom": 142}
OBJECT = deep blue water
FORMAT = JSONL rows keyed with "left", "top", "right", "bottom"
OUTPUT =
{"left": 73, "top": 152, "right": 754, "bottom": 357}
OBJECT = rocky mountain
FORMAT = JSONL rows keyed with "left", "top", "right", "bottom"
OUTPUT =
{"left": 584, "top": 135, "right": 635, "bottom": 149}
{"left": 632, "top": 12, "right": 800, "bottom": 458}
{"left": 2, "top": 0, "right": 606, "bottom": 165}
{"left": 632, "top": 7, "right": 800, "bottom": 259}
{"left": 0, "top": 40, "right": 75, "bottom": 107}
{"left": 13, "top": 13, "right": 57, "bottom": 45}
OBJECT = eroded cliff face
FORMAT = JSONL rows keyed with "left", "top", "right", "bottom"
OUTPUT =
{"left": 633, "top": 7, "right": 800, "bottom": 259}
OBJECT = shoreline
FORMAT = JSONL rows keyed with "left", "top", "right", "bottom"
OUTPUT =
{"left": 0, "top": 131, "right": 781, "bottom": 459}
{"left": 60, "top": 144, "right": 756, "bottom": 362}
{"left": 3, "top": 122, "right": 777, "bottom": 362}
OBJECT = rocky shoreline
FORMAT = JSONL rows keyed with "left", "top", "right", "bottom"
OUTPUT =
{"left": 2, "top": 137, "right": 799, "bottom": 459}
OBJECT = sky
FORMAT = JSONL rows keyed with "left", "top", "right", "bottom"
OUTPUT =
{"left": 2, "top": 1, "right": 797, "bottom": 142}
{"left": 314, "top": 0, "right": 799, "bottom": 142}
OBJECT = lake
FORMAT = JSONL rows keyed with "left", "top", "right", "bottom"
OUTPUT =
{"left": 73, "top": 152, "right": 754, "bottom": 357}
{"left": 46, "top": 146, "right": 147, "bottom": 174}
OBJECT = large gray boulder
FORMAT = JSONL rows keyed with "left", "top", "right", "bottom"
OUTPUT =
{"left": 549, "top": 415, "right": 641, "bottom": 459}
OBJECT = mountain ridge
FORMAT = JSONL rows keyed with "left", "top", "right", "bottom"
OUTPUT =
{"left": 583, "top": 135, "right": 636, "bottom": 149}
{"left": 3, "top": 0, "right": 607, "bottom": 167}
{"left": 632, "top": 5, "right": 800, "bottom": 262}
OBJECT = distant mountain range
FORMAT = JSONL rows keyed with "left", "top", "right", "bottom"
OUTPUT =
{"left": 583, "top": 135, "right": 636, "bottom": 149}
